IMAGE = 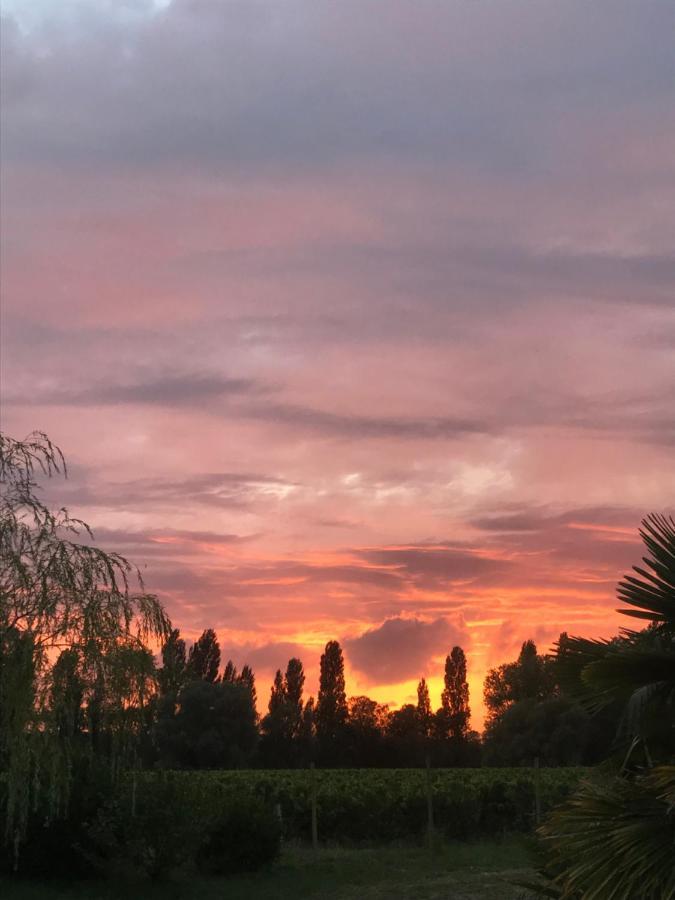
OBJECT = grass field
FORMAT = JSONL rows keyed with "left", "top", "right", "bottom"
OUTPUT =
{"left": 0, "top": 838, "right": 539, "bottom": 899}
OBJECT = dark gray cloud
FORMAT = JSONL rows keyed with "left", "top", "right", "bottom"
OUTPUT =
{"left": 469, "top": 505, "right": 638, "bottom": 534}
{"left": 282, "top": 563, "right": 402, "bottom": 590}
{"left": 7, "top": 372, "right": 262, "bottom": 408}
{"left": 6, "top": 302, "right": 674, "bottom": 449}
{"left": 344, "top": 616, "right": 466, "bottom": 683}
{"left": 147, "top": 563, "right": 228, "bottom": 598}
{"left": 5, "top": 370, "right": 489, "bottom": 438}
{"left": 2, "top": 0, "right": 674, "bottom": 464}
{"left": 84, "top": 373, "right": 257, "bottom": 406}
{"left": 241, "top": 402, "right": 487, "bottom": 441}
{"left": 88, "top": 526, "right": 251, "bottom": 553}
{"left": 222, "top": 239, "right": 675, "bottom": 310}
{"left": 127, "top": 556, "right": 408, "bottom": 610}
{"left": 2, "top": 1, "right": 673, "bottom": 173}
{"left": 313, "top": 517, "right": 361, "bottom": 530}
{"left": 13, "top": 364, "right": 675, "bottom": 449}
{"left": 197, "top": 560, "right": 404, "bottom": 595}
{"left": 355, "top": 545, "right": 509, "bottom": 591}
{"left": 469, "top": 504, "right": 645, "bottom": 579}
{"left": 49, "top": 470, "right": 296, "bottom": 511}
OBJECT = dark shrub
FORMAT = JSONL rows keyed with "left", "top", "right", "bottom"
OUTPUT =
{"left": 0, "top": 757, "right": 113, "bottom": 878}
{"left": 197, "top": 797, "right": 281, "bottom": 875}
{"left": 85, "top": 775, "right": 202, "bottom": 880}
{"left": 0, "top": 815, "right": 95, "bottom": 879}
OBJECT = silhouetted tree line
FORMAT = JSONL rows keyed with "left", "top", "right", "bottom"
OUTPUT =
{"left": 43, "top": 624, "right": 616, "bottom": 770}
{"left": 482, "top": 636, "right": 618, "bottom": 765}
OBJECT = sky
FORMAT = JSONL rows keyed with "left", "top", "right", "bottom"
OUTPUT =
{"left": 2, "top": 0, "right": 674, "bottom": 728}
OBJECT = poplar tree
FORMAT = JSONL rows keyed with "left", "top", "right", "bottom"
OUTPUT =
{"left": 238, "top": 663, "right": 257, "bottom": 711}
{"left": 188, "top": 629, "right": 221, "bottom": 683}
{"left": 285, "top": 657, "right": 305, "bottom": 736}
{"left": 268, "top": 669, "right": 286, "bottom": 716}
{"left": 440, "top": 646, "right": 471, "bottom": 739}
{"left": 316, "top": 641, "right": 348, "bottom": 759}
{"left": 416, "top": 677, "right": 433, "bottom": 738}
{"left": 222, "top": 659, "right": 238, "bottom": 683}
{"left": 158, "top": 628, "right": 187, "bottom": 695}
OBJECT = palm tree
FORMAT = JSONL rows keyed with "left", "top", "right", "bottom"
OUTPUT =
{"left": 534, "top": 514, "right": 675, "bottom": 899}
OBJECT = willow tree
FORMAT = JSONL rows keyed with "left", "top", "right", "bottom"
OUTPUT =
{"left": 0, "top": 431, "right": 171, "bottom": 856}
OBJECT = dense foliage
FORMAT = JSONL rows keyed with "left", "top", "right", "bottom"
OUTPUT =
{"left": 539, "top": 766, "right": 675, "bottom": 900}
{"left": 482, "top": 640, "right": 616, "bottom": 767}
{"left": 0, "top": 768, "right": 280, "bottom": 880}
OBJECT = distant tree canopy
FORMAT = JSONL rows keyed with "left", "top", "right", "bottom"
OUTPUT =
{"left": 156, "top": 678, "right": 258, "bottom": 769}
{"left": 483, "top": 639, "right": 557, "bottom": 721}
{"left": 483, "top": 696, "right": 593, "bottom": 767}
{"left": 482, "top": 636, "right": 618, "bottom": 766}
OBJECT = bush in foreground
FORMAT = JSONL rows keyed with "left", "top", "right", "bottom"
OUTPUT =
{"left": 87, "top": 779, "right": 280, "bottom": 880}
{"left": 3, "top": 772, "right": 281, "bottom": 882}
{"left": 197, "top": 797, "right": 281, "bottom": 875}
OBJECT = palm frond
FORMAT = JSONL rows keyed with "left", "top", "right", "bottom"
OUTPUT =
{"left": 617, "top": 514, "right": 675, "bottom": 631}
{"left": 539, "top": 767, "right": 675, "bottom": 900}
{"left": 582, "top": 648, "right": 675, "bottom": 703}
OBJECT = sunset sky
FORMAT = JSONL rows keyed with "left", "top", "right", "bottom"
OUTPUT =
{"left": 2, "top": 1, "right": 674, "bottom": 728}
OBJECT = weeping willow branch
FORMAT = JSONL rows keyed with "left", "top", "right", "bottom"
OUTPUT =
{"left": 0, "top": 431, "right": 172, "bottom": 860}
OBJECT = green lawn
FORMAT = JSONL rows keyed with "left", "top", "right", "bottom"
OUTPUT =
{"left": 1, "top": 838, "right": 540, "bottom": 899}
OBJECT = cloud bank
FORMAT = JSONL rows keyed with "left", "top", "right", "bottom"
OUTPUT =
{"left": 2, "top": 0, "right": 674, "bottom": 723}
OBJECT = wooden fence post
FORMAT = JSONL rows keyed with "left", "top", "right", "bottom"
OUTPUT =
{"left": 534, "top": 756, "right": 541, "bottom": 825}
{"left": 310, "top": 761, "right": 319, "bottom": 851}
{"left": 425, "top": 752, "right": 435, "bottom": 849}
